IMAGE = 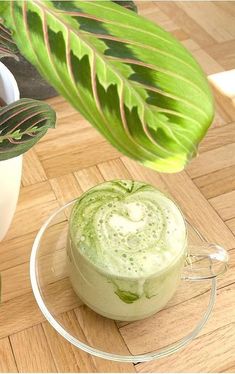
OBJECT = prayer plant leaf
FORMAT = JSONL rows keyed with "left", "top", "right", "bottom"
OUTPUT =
{"left": 0, "top": 98, "right": 56, "bottom": 160}
{"left": 0, "top": 19, "right": 19, "bottom": 59}
{"left": 0, "top": 0, "right": 214, "bottom": 172}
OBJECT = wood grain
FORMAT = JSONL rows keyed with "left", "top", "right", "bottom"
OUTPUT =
{"left": 209, "top": 190, "right": 235, "bottom": 221}
{"left": 42, "top": 312, "right": 97, "bottom": 373}
{"left": 1, "top": 262, "right": 30, "bottom": 303}
{"left": 226, "top": 218, "right": 235, "bottom": 236}
{"left": 192, "top": 49, "right": 224, "bottom": 75}
{"left": 35, "top": 127, "right": 105, "bottom": 162}
{"left": 0, "top": 338, "right": 17, "bottom": 373}
{"left": 139, "top": 1, "right": 178, "bottom": 32}
{"left": 207, "top": 40, "right": 235, "bottom": 70}
{"left": 160, "top": 171, "right": 235, "bottom": 249}
{"left": 212, "top": 102, "right": 232, "bottom": 128}
{"left": 187, "top": 143, "right": 235, "bottom": 179}
{"left": 49, "top": 174, "right": 82, "bottom": 206}
{"left": 137, "top": 323, "right": 235, "bottom": 373}
{"left": 0, "top": 278, "right": 80, "bottom": 340}
{"left": 210, "top": 83, "right": 235, "bottom": 122}
{"left": 1, "top": 248, "right": 68, "bottom": 303}
{"left": 0, "top": 231, "right": 36, "bottom": 271}
{"left": 16, "top": 181, "right": 56, "bottom": 212}
{"left": 21, "top": 149, "right": 47, "bottom": 187}
{"left": 193, "top": 165, "right": 235, "bottom": 199}
{"left": 121, "top": 283, "right": 235, "bottom": 356}
{"left": 224, "top": 365, "right": 235, "bottom": 373}
{"left": 41, "top": 140, "right": 120, "bottom": 178}
{"left": 74, "top": 306, "right": 136, "bottom": 373}
{"left": 74, "top": 166, "right": 104, "bottom": 191}
{"left": 98, "top": 159, "right": 132, "bottom": 181}
{"left": 10, "top": 325, "right": 57, "bottom": 373}
{"left": 155, "top": 1, "right": 216, "bottom": 47}
{"left": 0, "top": 2, "right": 234, "bottom": 372}
{"left": 6, "top": 200, "right": 65, "bottom": 240}
{"left": 199, "top": 122, "right": 235, "bottom": 154}
{"left": 181, "top": 38, "right": 200, "bottom": 52}
{"left": 177, "top": 2, "right": 235, "bottom": 43}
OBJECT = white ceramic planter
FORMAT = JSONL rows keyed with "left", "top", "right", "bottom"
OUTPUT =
{"left": 0, "top": 61, "right": 22, "bottom": 241}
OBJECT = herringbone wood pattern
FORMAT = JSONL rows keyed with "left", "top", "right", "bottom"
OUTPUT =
{"left": 0, "top": 2, "right": 235, "bottom": 372}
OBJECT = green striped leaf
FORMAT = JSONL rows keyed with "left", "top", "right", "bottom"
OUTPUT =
{"left": 0, "top": 98, "right": 56, "bottom": 160}
{"left": 113, "top": 1, "right": 137, "bottom": 12}
{"left": 0, "top": 19, "right": 18, "bottom": 59}
{"left": 0, "top": 1, "right": 214, "bottom": 172}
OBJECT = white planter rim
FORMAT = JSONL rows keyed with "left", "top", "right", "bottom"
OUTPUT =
{"left": 0, "top": 60, "right": 20, "bottom": 104}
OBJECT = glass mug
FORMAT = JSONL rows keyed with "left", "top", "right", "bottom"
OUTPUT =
{"left": 67, "top": 184, "right": 229, "bottom": 322}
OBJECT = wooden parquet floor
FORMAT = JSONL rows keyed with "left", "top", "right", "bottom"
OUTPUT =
{"left": 0, "top": 1, "right": 235, "bottom": 372}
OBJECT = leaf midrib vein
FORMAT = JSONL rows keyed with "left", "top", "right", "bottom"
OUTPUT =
{"left": 33, "top": 0, "right": 203, "bottom": 142}
{"left": 52, "top": 6, "right": 209, "bottom": 105}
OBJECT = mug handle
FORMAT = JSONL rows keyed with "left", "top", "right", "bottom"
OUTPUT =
{"left": 182, "top": 243, "right": 229, "bottom": 281}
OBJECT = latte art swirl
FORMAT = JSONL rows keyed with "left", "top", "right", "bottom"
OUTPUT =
{"left": 69, "top": 180, "right": 186, "bottom": 278}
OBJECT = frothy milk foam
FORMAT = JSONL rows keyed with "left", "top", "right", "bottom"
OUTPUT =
{"left": 67, "top": 180, "right": 187, "bottom": 321}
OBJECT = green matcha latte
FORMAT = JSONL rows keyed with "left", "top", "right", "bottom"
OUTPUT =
{"left": 67, "top": 180, "right": 187, "bottom": 321}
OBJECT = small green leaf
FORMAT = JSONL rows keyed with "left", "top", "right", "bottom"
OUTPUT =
{"left": 0, "top": 98, "right": 56, "bottom": 160}
{"left": 115, "top": 289, "right": 140, "bottom": 303}
{"left": 11, "top": 129, "right": 22, "bottom": 140}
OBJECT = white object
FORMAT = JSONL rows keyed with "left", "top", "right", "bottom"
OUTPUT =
{"left": 209, "top": 69, "right": 235, "bottom": 98}
{"left": 0, "top": 61, "right": 22, "bottom": 241}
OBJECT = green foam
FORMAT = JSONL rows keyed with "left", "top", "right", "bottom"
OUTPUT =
{"left": 69, "top": 180, "right": 186, "bottom": 278}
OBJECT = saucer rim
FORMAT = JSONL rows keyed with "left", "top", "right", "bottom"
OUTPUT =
{"left": 30, "top": 199, "right": 217, "bottom": 363}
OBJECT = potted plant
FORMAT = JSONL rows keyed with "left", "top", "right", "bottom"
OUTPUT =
{"left": 0, "top": 29, "right": 56, "bottom": 241}
{"left": 0, "top": 1, "right": 214, "bottom": 174}
{"left": 0, "top": 0, "right": 215, "bottom": 175}
{"left": 0, "top": 1, "right": 135, "bottom": 241}
{"left": 0, "top": 1, "right": 137, "bottom": 100}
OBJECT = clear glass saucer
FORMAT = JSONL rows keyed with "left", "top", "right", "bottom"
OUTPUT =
{"left": 30, "top": 200, "right": 216, "bottom": 363}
